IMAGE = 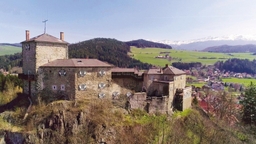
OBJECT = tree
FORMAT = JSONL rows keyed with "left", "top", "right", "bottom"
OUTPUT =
{"left": 240, "top": 82, "right": 256, "bottom": 126}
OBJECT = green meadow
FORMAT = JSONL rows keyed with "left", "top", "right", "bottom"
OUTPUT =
{"left": 222, "top": 78, "right": 256, "bottom": 86}
{"left": 130, "top": 46, "right": 256, "bottom": 66}
{"left": 0, "top": 45, "right": 21, "bottom": 56}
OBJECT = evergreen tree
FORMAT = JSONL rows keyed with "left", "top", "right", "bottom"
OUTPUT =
{"left": 240, "top": 82, "right": 256, "bottom": 126}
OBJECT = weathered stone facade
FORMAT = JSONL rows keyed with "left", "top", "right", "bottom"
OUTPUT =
{"left": 35, "top": 42, "right": 68, "bottom": 72}
{"left": 20, "top": 31, "right": 68, "bottom": 97}
{"left": 19, "top": 31, "right": 192, "bottom": 115}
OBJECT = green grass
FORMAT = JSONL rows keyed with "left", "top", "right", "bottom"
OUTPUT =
{"left": 0, "top": 45, "right": 21, "bottom": 56}
{"left": 187, "top": 82, "right": 206, "bottom": 88}
{"left": 130, "top": 46, "right": 256, "bottom": 66}
{"left": 222, "top": 78, "right": 256, "bottom": 86}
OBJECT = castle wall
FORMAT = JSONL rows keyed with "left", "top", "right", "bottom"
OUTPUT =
{"left": 182, "top": 86, "right": 192, "bottom": 110}
{"left": 22, "top": 42, "right": 36, "bottom": 75}
{"left": 21, "top": 41, "right": 68, "bottom": 97}
{"left": 147, "top": 96, "right": 168, "bottom": 114}
{"left": 129, "top": 92, "right": 147, "bottom": 110}
{"left": 35, "top": 42, "right": 68, "bottom": 72}
{"left": 168, "top": 82, "right": 174, "bottom": 112}
{"left": 143, "top": 74, "right": 162, "bottom": 95}
{"left": 75, "top": 67, "right": 113, "bottom": 100}
{"left": 173, "top": 75, "right": 186, "bottom": 89}
{"left": 112, "top": 77, "right": 143, "bottom": 92}
{"left": 38, "top": 67, "right": 76, "bottom": 100}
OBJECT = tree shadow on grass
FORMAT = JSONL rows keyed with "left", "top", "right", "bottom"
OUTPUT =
{"left": 0, "top": 93, "right": 29, "bottom": 113}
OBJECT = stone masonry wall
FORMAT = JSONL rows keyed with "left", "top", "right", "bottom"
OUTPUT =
{"left": 173, "top": 74, "right": 187, "bottom": 97}
{"left": 143, "top": 74, "right": 162, "bottom": 95}
{"left": 129, "top": 92, "right": 147, "bottom": 110}
{"left": 75, "top": 67, "right": 113, "bottom": 100}
{"left": 147, "top": 96, "right": 168, "bottom": 114}
{"left": 168, "top": 82, "right": 174, "bottom": 112}
{"left": 112, "top": 77, "right": 143, "bottom": 92}
{"left": 182, "top": 86, "right": 192, "bottom": 110}
{"left": 36, "top": 43, "right": 68, "bottom": 72}
{"left": 22, "top": 42, "right": 36, "bottom": 75}
{"left": 22, "top": 42, "right": 68, "bottom": 97}
{"left": 39, "top": 67, "right": 75, "bottom": 100}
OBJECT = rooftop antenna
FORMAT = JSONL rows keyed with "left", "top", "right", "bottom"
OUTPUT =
{"left": 42, "top": 20, "right": 48, "bottom": 34}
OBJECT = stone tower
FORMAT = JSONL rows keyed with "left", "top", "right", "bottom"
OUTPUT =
{"left": 19, "top": 30, "right": 68, "bottom": 97}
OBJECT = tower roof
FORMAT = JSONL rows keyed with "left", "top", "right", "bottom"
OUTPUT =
{"left": 21, "top": 33, "right": 68, "bottom": 44}
{"left": 40, "top": 59, "right": 114, "bottom": 68}
{"left": 163, "top": 66, "right": 186, "bottom": 75}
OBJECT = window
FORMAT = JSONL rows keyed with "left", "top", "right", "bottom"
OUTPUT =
{"left": 98, "top": 70, "right": 106, "bottom": 76}
{"left": 98, "top": 82, "right": 106, "bottom": 89}
{"left": 25, "top": 44, "right": 30, "bottom": 50}
{"left": 59, "top": 69, "right": 66, "bottom": 76}
{"left": 79, "top": 84, "right": 86, "bottom": 91}
{"left": 61, "top": 85, "right": 65, "bottom": 91}
{"left": 98, "top": 93, "right": 105, "bottom": 98}
{"left": 126, "top": 92, "right": 132, "bottom": 97}
{"left": 52, "top": 85, "right": 57, "bottom": 90}
{"left": 112, "top": 91, "right": 120, "bottom": 99}
{"left": 79, "top": 70, "right": 87, "bottom": 77}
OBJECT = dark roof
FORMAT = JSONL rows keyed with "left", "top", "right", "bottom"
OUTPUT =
{"left": 111, "top": 68, "right": 136, "bottom": 73}
{"left": 111, "top": 68, "right": 144, "bottom": 76}
{"left": 21, "top": 33, "right": 68, "bottom": 44}
{"left": 40, "top": 59, "right": 114, "bottom": 68}
{"left": 163, "top": 66, "right": 186, "bottom": 75}
{"left": 146, "top": 68, "right": 163, "bottom": 74}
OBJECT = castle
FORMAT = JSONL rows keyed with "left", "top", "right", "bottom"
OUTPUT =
{"left": 18, "top": 30, "right": 192, "bottom": 114}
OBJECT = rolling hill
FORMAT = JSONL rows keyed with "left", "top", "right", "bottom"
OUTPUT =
{"left": 126, "top": 39, "right": 172, "bottom": 49}
{"left": 0, "top": 45, "right": 21, "bottom": 56}
{"left": 202, "top": 44, "right": 256, "bottom": 53}
{"left": 68, "top": 38, "right": 152, "bottom": 69}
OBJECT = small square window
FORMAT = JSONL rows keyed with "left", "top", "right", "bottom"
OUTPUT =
{"left": 52, "top": 85, "right": 57, "bottom": 90}
{"left": 61, "top": 85, "right": 65, "bottom": 91}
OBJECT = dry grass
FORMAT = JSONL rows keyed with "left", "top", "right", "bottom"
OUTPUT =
{"left": 2, "top": 95, "right": 255, "bottom": 143}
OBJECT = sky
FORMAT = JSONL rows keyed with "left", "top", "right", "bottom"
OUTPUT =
{"left": 1, "top": 0, "right": 256, "bottom": 43}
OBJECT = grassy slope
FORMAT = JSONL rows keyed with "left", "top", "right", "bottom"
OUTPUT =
{"left": 130, "top": 46, "right": 256, "bottom": 66}
{"left": 1, "top": 97, "right": 253, "bottom": 143}
{"left": 0, "top": 45, "right": 21, "bottom": 56}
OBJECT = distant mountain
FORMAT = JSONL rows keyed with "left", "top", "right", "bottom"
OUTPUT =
{"left": 69, "top": 38, "right": 152, "bottom": 69}
{"left": 126, "top": 39, "right": 172, "bottom": 49}
{"left": 158, "top": 35, "right": 256, "bottom": 50}
{"left": 0, "top": 43, "right": 22, "bottom": 47}
{"left": 202, "top": 44, "right": 256, "bottom": 53}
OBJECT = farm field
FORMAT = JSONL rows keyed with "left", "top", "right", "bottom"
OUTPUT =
{"left": 222, "top": 78, "right": 256, "bottom": 87}
{"left": 130, "top": 46, "right": 256, "bottom": 66}
{"left": 0, "top": 45, "right": 21, "bottom": 56}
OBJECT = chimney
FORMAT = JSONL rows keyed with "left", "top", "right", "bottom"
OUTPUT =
{"left": 60, "top": 32, "right": 64, "bottom": 41}
{"left": 165, "top": 64, "right": 168, "bottom": 68}
{"left": 26, "top": 30, "right": 30, "bottom": 41}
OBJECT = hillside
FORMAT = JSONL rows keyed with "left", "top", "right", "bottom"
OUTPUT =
{"left": 68, "top": 38, "right": 152, "bottom": 69}
{"left": 130, "top": 47, "right": 256, "bottom": 66}
{"left": 0, "top": 97, "right": 254, "bottom": 143}
{"left": 202, "top": 44, "right": 256, "bottom": 53}
{"left": 0, "top": 53, "right": 22, "bottom": 70}
{"left": 0, "top": 45, "right": 21, "bottom": 56}
{"left": 126, "top": 39, "right": 172, "bottom": 49}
